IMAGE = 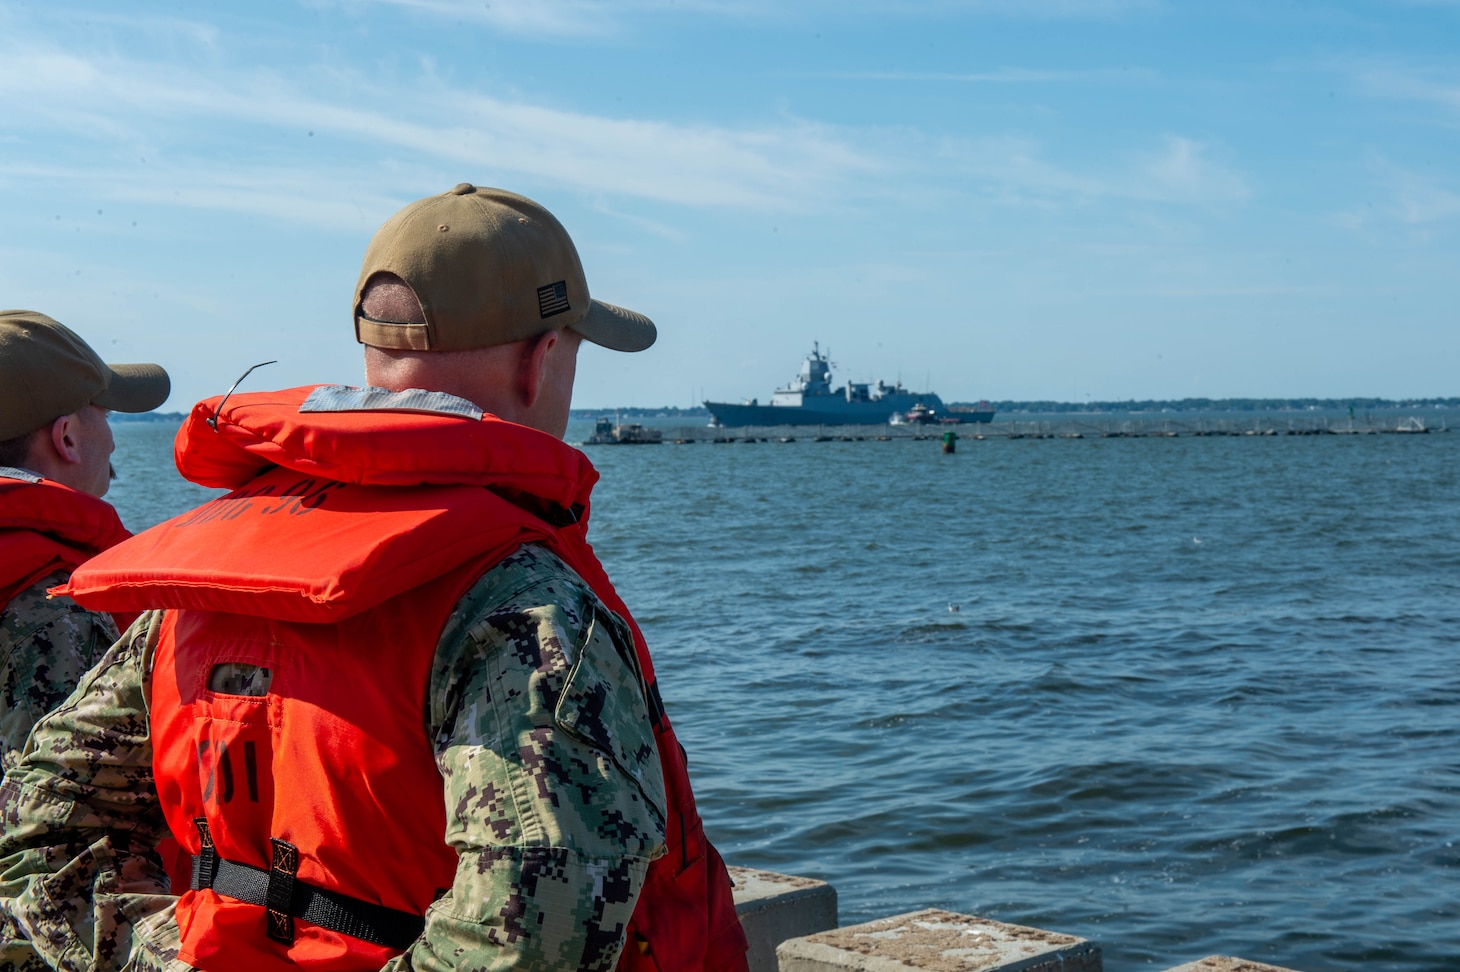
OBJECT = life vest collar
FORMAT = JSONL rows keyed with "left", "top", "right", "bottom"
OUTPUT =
{"left": 0, "top": 473, "right": 131, "bottom": 599}
{"left": 299, "top": 385, "right": 482, "bottom": 421}
{"left": 0, "top": 466, "right": 44, "bottom": 484}
{"left": 0, "top": 470, "right": 127, "bottom": 546}
{"left": 174, "top": 384, "right": 597, "bottom": 521}
{"left": 61, "top": 388, "right": 601, "bottom": 623}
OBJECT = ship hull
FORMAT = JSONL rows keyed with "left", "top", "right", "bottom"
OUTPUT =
{"left": 704, "top": 396, "right": 994, "bottom": 427}
{"left": 944, "top": 409, "right": 997, "bottom": 425}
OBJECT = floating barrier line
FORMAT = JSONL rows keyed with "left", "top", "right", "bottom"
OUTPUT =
{"left": 580, "top": 416, "right": 1447, "bottom": 445}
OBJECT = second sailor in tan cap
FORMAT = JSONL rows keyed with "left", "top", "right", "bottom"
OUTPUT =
{"left": 0, "top": 309, "right": 169, "bottom": 769}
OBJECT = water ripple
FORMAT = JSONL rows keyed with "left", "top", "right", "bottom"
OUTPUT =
{"left": 113, "top": 423, "right": 1460, "bottom": 972}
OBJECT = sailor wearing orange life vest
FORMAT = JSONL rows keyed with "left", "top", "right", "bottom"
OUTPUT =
{"left": 0, "top": 186, "right": 749, "bottom": 972}
{"left": 0, "top": 310, "right": 169, "bottom": 769}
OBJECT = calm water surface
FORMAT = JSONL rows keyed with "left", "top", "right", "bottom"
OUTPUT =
{"left": 111, "top": 421, "right": 1460, "bottom": 971}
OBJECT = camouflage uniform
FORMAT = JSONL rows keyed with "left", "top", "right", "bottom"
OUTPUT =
{"left": 0, "top": 543, "right": 667, "bottom": 972}
{"left": 1, "top": 570, "right": 121, "bottom": 773}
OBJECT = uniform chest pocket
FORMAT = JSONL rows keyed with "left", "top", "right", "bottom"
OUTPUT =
{"left": 192, "top": 659, "right": 280, "bottom": 818}
{"left": 209, "top": 661, "right": 273, "bottom": 697}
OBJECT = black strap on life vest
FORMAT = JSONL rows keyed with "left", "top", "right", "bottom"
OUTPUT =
{"left": 645, "top": 677, "right": 666, "bottom": 730}
{"left": 191, "top": 818, "right": 425, "bottom": 950}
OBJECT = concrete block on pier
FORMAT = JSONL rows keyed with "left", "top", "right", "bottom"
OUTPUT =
{"left": 729, "top": 866, "right": 838, "bottom": 972}
{"left": 776, "top": 909, "right": 1101, "bottom": 972}
{"left": 1160, "top": 958, "right": 1303, "bottom": 972}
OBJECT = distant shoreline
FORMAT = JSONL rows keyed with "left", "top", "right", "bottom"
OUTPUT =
{"left": 110, "top": 396, "right": 1460, "bottom": 424}
{"left": 569, "top": 397, "right": 1460, "bottom": 419}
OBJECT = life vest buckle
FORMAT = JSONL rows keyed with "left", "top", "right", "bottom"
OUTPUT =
{"left": 265, "top": 838, "right": 300, "bottom": 945}
{"left": 191, "top": 818, "right": 219, "bottom": 892}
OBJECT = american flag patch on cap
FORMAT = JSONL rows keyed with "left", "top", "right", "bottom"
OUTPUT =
{"left": 537, "top": 280, "right": 571, "bottom": 318}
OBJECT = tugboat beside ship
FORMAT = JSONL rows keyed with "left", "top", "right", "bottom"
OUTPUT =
{"left": 585, "top": 415, "right": 663, "bottom": 444}
{"left": 704, "top": 344, "right": 995, "bottom": 427}
{"left": 889, "top": 401, "right": 997, "bottom": 426}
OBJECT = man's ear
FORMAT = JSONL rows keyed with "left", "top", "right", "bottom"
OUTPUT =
{"left": 47, "top": 413, "right": 84, "bottom": 465}
{"left": 518, "top": 330, "right": 560, "bottom": 408}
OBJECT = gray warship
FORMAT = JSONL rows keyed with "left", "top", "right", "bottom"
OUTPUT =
{"left": 704, "top": 344, "right": 994, "bottom": 427}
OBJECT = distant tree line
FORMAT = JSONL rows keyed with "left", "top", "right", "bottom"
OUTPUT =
{"left": 112, "top": 411, "right": 189, "bottom": 422}
{"left": 970, "top": 397, "right": 1460, "bottom": 414}
{"left": 115, "top": 398, "right": 1460, "bottom": 424}
{"left": 570, "top": 406, "right": 711, "bottom": 418}
{"left": 117, "top": 406, "right": 715, "bottom": 422}
{"left": 572, "top": 398, "right": 1459, "bottom": 418}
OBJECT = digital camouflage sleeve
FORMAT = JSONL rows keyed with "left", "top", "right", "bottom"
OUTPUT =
{"left": 0, "top": 543, "right": 666, "bottom": 972}
{"left": 1, "top": 570, "right": 121, "bottom": 772}
{"left": 386, "top": 543, "right": 667, "bottom": 972}
{"left": 0, "top": 610, "right": 178, "bottom": 972}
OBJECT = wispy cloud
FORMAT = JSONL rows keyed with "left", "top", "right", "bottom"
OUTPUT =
{"left": 1352, "top": 64, "right": 1460, "bottom": 115}
{"left": 804, "top": 66, "right": 1156, "bottom": 83}
{"left": 1139, "top": 136, "right": 1249, "bottom": 204}
{"left": 1331, "top": 154, "right": 1460, "bottom": 230}
{"left": 1, "top": 26, "right": 1230, "bottom": 232}
{"left": 1071, "top": 283, "right": 1332, "bottom": 299}
{"left": 337, "top": 0, "right": 1159, "bottom": 37}
{"left": 0, "top": 160, "right": 398, "bottom": 232}
{"left": 330, "top": 0, "right": 664, "bottom": 38}
{"left": 1380, "top": 161, "right": 1460, "bottom": 225}
{"left": 1393, "top": 179, "right": 1460, "bottom": 223}
{"left": 1325, "top": 61, "right": 1460, "bottom": 226}
{"left": 0, "top": 42, "right": 884, "bottom": 220}
{"left": 940, "top": 134, "right": 1248, "bottom": 207}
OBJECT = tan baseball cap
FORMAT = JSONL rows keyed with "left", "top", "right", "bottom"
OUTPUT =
{"left": 353, "top": 183, "right": 656, "bottom": 353}
{"left": 0, "top": 310, "right": 171, "bottom": 440}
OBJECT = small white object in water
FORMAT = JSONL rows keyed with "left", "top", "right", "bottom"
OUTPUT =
{"left": 1192, "top": 536, "right": 1201, "bottom": 545}
{"left": 948, "top": 603, "right": 961, "bottom": 613}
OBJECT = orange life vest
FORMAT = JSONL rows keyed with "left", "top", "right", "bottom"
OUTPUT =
{"left": 62, "top": 386, "right": 748, "bottom": 972}
{"left": 0, "top": 470, "right": 131, "bottom": 612}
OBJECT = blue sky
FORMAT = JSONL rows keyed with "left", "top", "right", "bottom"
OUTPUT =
{"left": 3, "top": 1, "right": 1457, "bottom": 409}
